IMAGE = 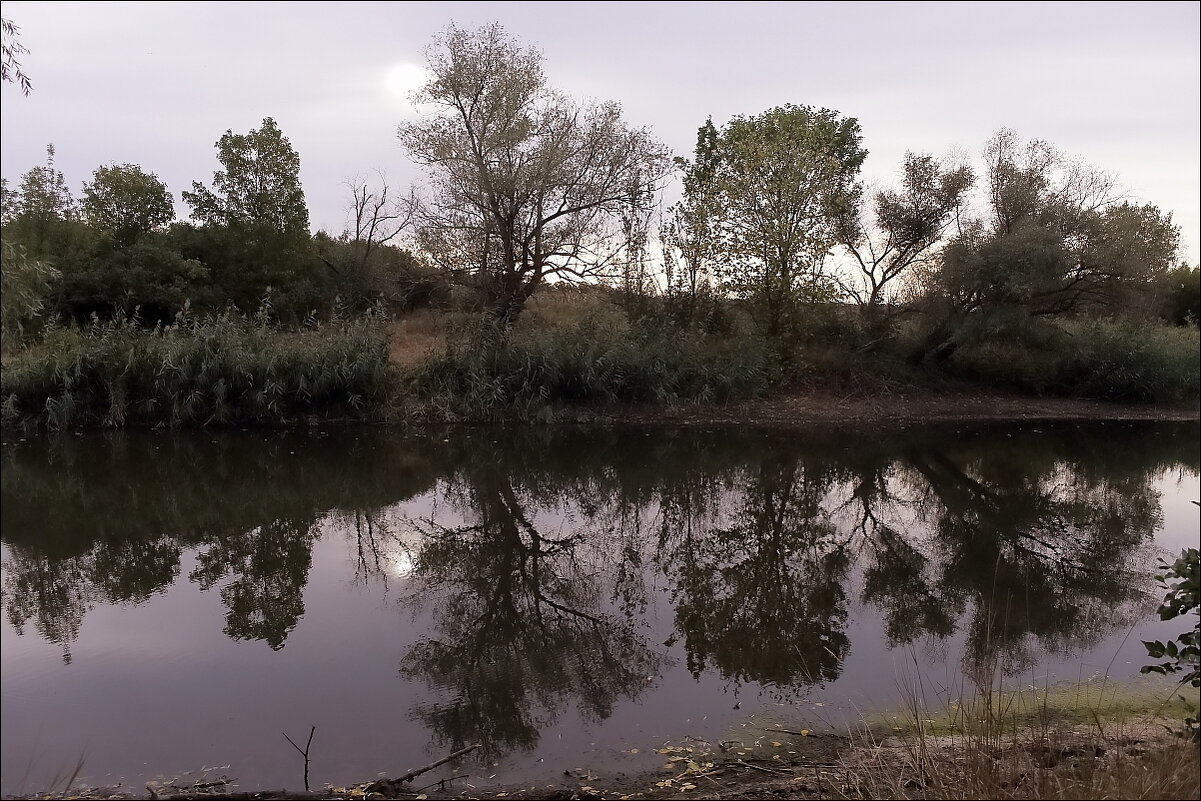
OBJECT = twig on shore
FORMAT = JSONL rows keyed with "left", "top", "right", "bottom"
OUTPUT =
{"left": 282, "top": 726, "right": 316, "bottom": 793}
{"left": 413, "top": 772, "right": 470, "bottom": 794}
{"left": 395, "top": 744, "right": 481, "bottom": 783}
{"left": 735, "top": 760, "right": 793, "bottom": 775}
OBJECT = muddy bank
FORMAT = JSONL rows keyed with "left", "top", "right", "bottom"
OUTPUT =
{"left": 569, "top": 390, "right": 1201, "bottom": 428}
{"left": 30, "top": 721, "right": 1196, "bottom": 801}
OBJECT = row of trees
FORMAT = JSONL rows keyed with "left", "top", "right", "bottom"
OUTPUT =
{"left": 2, "top": 21, "right": 1197, "bottom": 352}
{"left": 1, "top": 123, "right": 425, "bottom": 339}
{"left": 397, "top": 23, "right": 1197, "bottom": 346}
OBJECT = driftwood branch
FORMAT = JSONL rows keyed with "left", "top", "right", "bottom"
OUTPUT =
{"left": 364, "top": 744, "right": 481, "bottom": 795}
{"left": 395, "top": 743, "right": 481, "bottom": 783}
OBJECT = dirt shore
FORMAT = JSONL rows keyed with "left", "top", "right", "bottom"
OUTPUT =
{"left": 507, "top": 389, "right": 1201, "bottom": 429}
{"left": 48, "top": 721, "right": 1196, "bottom": 801}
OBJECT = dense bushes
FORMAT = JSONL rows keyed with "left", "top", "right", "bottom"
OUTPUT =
{"left": 1, "top": 306, "right": 391, "bottom": 427}
{"left": 407, "top": 302, "right": 769, "bottom": 420}
{"left": 945, "top": 318, "right": 1200, "bottom": 403}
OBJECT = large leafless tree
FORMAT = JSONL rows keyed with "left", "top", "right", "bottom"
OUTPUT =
{"left": 399, "top": 23, "right": 670, "bottom": 321}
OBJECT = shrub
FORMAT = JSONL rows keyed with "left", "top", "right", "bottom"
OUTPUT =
{"left": 1142, "top": 547, "right": 1200, "bottom": 741}
{"left": 406, "top": 306, "right": 768, "bottom": 420}
{"left": 0, "top": 304, "right": 391, "bottom": 427}
{"left": 947, "top": 318, "right": 1200, "bottom": 403}
{"left": 1064, "top": 319, "right": 1200, "bottom": 402}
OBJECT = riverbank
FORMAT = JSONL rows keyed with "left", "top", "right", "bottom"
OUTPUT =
{"left": 24, "top": 678, "right": 1200, "bottom": 801}
{"left": 28, "top": 720, "right": 1198, "bottom": 800}
{"left": 4, "top": 299, "right": 1198, "bottom": 430}
{"left": 517, "top": 388, "right": 1201, "bottom": 428}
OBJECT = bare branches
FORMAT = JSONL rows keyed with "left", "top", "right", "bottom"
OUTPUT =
{"left": 343, "top": 171, "right": 416, "bottom": 271}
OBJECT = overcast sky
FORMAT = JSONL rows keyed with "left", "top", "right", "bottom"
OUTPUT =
{"left": 2, "top": 1, "right": 1198, "bottom": 261}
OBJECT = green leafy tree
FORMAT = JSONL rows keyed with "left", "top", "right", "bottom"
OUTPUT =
{"left": 183, "top": 117, "right": 309, "bottom": 236}
{"left": 400, "top": 23, "right": 670, "bottom": 322}
{"left": 5, "top": 144, "right": 77, "bottom": 258}
{"left": 81, "top": 163, "right": 175, "bottom": 246}
{"left": 182, "top": 118, "right": 315, "bottom": 312}
{"left": 682, "top": 105, "right": 866, "bottom": 338}
{"left": 916, "top": 130, "right": 1181, "bottom": 362}
{"left": 661, "top": 120, "right": 723, "bottom": 325}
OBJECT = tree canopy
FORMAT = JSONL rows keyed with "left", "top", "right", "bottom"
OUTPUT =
{"left": 183, "top": 117, "right": 309, "bottom": 238}
{"left": 400, "top": 22, "right": 670, "bottom": 321}
{"left": 81, "top": 163, "right": 175, "bottom": 246}
{"left": 678, "top": 105, "right": 867, "bottom": 336}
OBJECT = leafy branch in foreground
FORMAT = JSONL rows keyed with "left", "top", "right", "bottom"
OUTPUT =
{"left": 1142, "top": 546, "right": 1200, "bottom": 740}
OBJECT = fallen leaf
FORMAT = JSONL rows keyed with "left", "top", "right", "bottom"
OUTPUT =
{"left": 801, "top": 729, "right": 810, "bottom": 736}
{"left": 771, "top": 741, "right": 783, "bottom": 747}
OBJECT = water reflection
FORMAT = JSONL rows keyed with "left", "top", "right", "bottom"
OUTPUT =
{"left": 398, "top": 459, "right": 661, "bottom": 757}
{"left": 1, "top": 422, "right": 1195, "bottom": 755}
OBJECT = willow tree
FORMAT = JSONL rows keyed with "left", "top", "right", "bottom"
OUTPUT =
{"left": 835, "top": 152, "right": 974, "bottom": 314}
{"left": 399, "top": 23, "right": 669, "bottom": 322}
{"left": 915, "top": 129, "right": 1182, "bottom": 362}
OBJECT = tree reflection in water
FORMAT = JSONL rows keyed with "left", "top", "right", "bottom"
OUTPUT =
{"left": 396, "top": 456, "right": 662, "bottom": 757}
{"left": 0, "top": 422, "right": 1195, "bottom": 755}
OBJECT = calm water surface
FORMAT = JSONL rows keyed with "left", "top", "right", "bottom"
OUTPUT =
{"left": 1, "top": 421, "right": 1197, "bottom": 794}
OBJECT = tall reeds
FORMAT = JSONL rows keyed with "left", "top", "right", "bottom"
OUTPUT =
{"left": 1, "top": 305, "right": 391, "bottom": 427}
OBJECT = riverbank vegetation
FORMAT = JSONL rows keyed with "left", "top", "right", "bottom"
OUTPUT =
{"left": 2, "top": 22, "right": 1198, "bottom": 427}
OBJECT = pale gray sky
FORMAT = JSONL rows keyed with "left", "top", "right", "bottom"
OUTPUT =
{"left": 2, "top": 1, "right": 1198, "bottom": 261}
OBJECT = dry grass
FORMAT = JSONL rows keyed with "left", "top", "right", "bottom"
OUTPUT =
{"left": 838, "top": 724, "right": 1197, "bottom": 800}
{"left": 835, "top": 672, "right": 1201, "bottom": 801}
{"left": 388, "top": 309, "right": 451, "bottom": 367}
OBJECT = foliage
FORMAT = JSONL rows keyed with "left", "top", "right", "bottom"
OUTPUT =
{"left": 945, "top": 318, "right": 1199, "bottom": 403}
{"left": 183, "top": 117, "right": 309, "bottom": 236}
{"left": 4, "top": 144, "right": 77, "bottom": 258}
{"left": 400, "top": 22, "right": 670, "bottom": 321}
{"left": 917, "top": 130, "right": 1182, "bottom": 364}
{"left": 0, "top": 304, "right": 390, "bottom": 427}
{"left": 407, "top": 304, "right": 768, "bottom": 419}
{"left": 661, "top": 120, "right": 723, "bottom": 326}
{"left": 1160, "top": 263, "right": 1200, "bottom": 327}
{"left": 313, "top": 231, "right": 441, "bottom": 311}
{"left": 181, "top": 118, "right": 315, "bottom": 312}
{"left": 1, "top": 17, "right": 31, "bottom": 95}
{"left": 81, "top": 163, "right": 175, "bottom": 246}
{"left": 1, "top": 240, "right": 60, "bottom": 348}
{"left": 1142, "top": 547, "right": 1200, "bottom": 740}
{"left": 54, "top": 234, "right": 208, "bottom": 324}
{"left": 680, "top": 105, "right": 866, "bottom": 338}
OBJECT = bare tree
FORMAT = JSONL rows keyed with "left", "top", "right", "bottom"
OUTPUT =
{"left": 342, "top": 171, "right": 414, "bottom": 273}
{"left": 399, "top": 22, "right": 670, "bottom": 322}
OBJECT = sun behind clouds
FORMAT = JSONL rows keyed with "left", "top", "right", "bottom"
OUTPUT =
{"left": 384, "top": 62, "right": 429, "bottom": 108}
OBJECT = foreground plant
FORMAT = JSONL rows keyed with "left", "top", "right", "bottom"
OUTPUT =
{"left": 1142, "top": 546, "right": 1201, "bottom": 740}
